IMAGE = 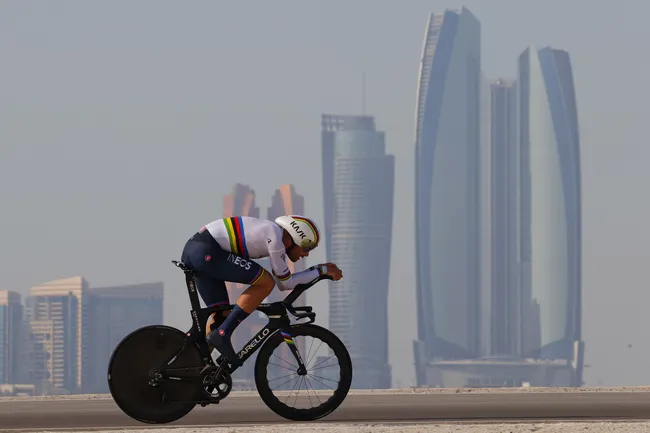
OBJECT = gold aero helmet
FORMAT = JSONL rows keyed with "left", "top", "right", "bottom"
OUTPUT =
{"left": 275, "top": 215, "right": 321, "bottom": 251}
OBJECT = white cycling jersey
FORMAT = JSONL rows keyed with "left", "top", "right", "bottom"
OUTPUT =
{"left": 202, "top": 216, "right": 323, "bottom": 291}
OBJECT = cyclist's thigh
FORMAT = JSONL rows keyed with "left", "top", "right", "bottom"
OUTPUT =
{"left": 206, "top": 249, "right": 267, "bottom": 288}
{"left": 194, "top": 274, "right": 230, "bottom": 307}
{"left": 183, "top": 240, "right": 266, "bottom": 288}
{"left": 182, "top": 241, "right": 230, "bottom": 306}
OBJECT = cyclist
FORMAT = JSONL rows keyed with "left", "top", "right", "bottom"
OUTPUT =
{"left": 180, "top": 214, "right": 343, "bottom": 367}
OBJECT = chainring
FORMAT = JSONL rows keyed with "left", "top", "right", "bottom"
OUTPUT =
{"left": 203, "top": 368, "right": 233, "bottom": 400}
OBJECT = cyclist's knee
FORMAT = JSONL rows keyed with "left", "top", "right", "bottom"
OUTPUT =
{"left": 252, "top": 270, "right": 275, "bottom": 295}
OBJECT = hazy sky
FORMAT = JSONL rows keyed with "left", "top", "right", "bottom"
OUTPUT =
{"left": 1, "top": 0, "right": 649, "bottom": 388}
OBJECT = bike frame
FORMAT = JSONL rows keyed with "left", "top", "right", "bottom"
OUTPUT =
{"left": 159, "top": 261, "right": 329, "bottom": 379}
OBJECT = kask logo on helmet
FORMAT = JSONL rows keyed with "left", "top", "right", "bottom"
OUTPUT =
{"left": 289, "top": 220, "right": 307, "bottom": 240}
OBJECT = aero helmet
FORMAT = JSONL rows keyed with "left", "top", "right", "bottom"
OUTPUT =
{"left": 275, "top": 215, "right": 321, "bottom": 251}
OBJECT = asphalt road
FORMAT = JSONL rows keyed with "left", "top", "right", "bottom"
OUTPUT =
{"left": 1, "top": 392, "right": 650, "bottom": 431}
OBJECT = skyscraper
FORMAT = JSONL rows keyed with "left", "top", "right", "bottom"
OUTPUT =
{"left": 413, "top": 7, "right": 481, "bottom": 386}
{"left": 420, "top": 46, "right": 583, "bottom": 388}
{"left": 24, "top": 277, "right": 90, "bottom": 393}
{"left": 0, "top": 291, "right": 22, "bottom": 384}
{"left": 223, "top": 183, "right": 260, "bottom": 220}
{"left": 489, "top": 78, "right": 519, "bottom": 357}
{"left": 84, "top": 282, "right": 164, "bottom": 393}
{"left": 517, "top": 46, "right": 583, "bottom": 384}
{"left": 321, "top": 114, "right": 395, "bottom": 389}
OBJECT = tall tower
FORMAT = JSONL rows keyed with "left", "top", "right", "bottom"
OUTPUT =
{"left": 223, "top": 183, "right": 260, "bottom": 220}
{"left": 25, "top": 277, "right": 90, "bottom": 394}
{"left": 488, "top": 78, "right": 520, "bottom": 357}
{"left": 84, "top": 282, "right": 164, "bottom": 393}
{"left": 413, "top": 7, "right": 481, "bottom": 387}
{"left": 517, "top": 45, "right": 583, "bottom": 385}
{"left": 321, "top": 114, "right": 395, "bottom": 389}
{"left": 0, "top": 291, "right": 22, "bottom": 384}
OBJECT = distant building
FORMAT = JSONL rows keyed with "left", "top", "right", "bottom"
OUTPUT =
{"left": 488, "top": 78, "right": 519, "bottom": 357}
{"left": 413, "top": 7, "right": 482, "bottom": 386}
{"left": 322, "top": 113, "right": 395, "bottom": 389}
{"left": 24, "top": 277, "right": 90, "bottom": 394}
{"left": 0, "top": 290, "right": 22, "bottom": 384}
{"left": 84, "top": 282, "right": 164, "bottom": 393}
{"left": 415, "top": 43, "right": 584, "bottom": 388}
{"left": 516, "top": 45, "right": 583, "bottom": 381}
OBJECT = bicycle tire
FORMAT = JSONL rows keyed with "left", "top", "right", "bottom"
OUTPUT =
{"left": 107, "top": 325, "right": 204, "bottom": 424}
{"left": 254, "top": 323, "right": 352, "bottom": 421}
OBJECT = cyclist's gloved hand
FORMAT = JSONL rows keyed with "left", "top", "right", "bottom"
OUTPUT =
{"left": 320, "top": 262, "right": 343, "bottom": 281}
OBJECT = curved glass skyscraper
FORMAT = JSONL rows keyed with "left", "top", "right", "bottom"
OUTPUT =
{"left": 322, "top": 114, "right": 395, "bottom": 389}
{"left": 518, "top": 46, "right": 582, "bottom": 364}
{"left": 413, "top": 7, "right": 482, "bottom": 385}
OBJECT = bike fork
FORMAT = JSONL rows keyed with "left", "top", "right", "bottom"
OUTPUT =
{"left": 281, "top": 330, "right": 308, "bottom": 375}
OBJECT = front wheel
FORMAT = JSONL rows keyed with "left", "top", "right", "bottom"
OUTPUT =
{"left": 254, "top": 324, "right": 352, "bottom": 421}
{"left": 107, "top": 325, "right": 204, "bottom": 424}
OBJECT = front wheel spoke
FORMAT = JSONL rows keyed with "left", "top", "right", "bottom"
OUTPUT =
{"left": 309, "top": 361, "right": 339, "bottom": 373}
{"left": 273, "top": 373, "right": 300, "bottom": 391}
{"left": 268, "top": 371, "right": 299, "bottom": 383}
{"left": 308, "top": 354, "right": 335, "bottom": 371}
{"left": 271, "top": 352, "right": 298, "bottom": 370}
{"left": 304, "top": 337, "right": 316, "bottom": 367}
{"left": 267, "top": 360, "right": 298, "bottom": 372}
{"left": 306, "top": 340, "right": 325, "bottom": 366}
{"left": 304, "top": 379, "right": 317, "bottom": 408}
{"left": 308, "top": 373, "right": 340, "bottom": 384}
{"left": 306, "top": 373, "right": 335, "bottom": 391}
{"left": 292, "top": 376, "right": 305, "bottom": 407}
{"left": 305, "top": 376, "right": 323, "bottom": 406}
{"left": 283, "top": 373, "right": 303, "bottom": 405}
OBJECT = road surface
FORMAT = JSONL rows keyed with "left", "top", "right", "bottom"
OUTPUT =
{"left": 1, "top": 389, "right": 650, "bottom": 431}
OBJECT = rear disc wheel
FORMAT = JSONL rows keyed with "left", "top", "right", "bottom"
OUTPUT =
{"left": 107, "top": 325, "right": 204, "bottom": 424}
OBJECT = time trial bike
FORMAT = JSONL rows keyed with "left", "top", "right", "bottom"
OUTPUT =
{"left": 107, "top": 260, "right": 353, "bottom": 423}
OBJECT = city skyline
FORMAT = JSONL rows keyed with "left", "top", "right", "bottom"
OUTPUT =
{"left": 3, "top": 0, "right": 638, "bottom": 389}
{"left": 412, "top": 7, "right": 583, "bottom": 388}
{"left": 0, "top": 277, "right": 163, "bottom": 394}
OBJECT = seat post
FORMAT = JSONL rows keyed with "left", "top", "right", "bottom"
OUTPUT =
{"left": 185, "top": 271, "right": 203, "bottom": 311}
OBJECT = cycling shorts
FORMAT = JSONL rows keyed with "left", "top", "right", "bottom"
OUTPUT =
{"left": 180, "top": 228, "right": 266, "bottom": 307}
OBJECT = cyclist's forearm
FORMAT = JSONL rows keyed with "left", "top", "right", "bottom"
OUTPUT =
{"left": 275, "top": 266, "right": 323, "bottom": 291}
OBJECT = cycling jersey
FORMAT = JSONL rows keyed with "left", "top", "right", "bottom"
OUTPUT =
{"left": 201, "top": 216, "right": 323, "bottom": 291}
